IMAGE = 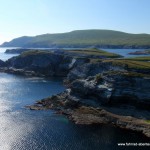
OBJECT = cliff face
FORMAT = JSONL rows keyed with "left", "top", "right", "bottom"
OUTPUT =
{"left": 67, "top": 62, "right": 124, "bottom": 81}
{"left": 68, "top": 72, "right": 150, "bottom": 109}
{"left": 5, "top": 51, "right": 89, "bottom": 76}
{"left": 0, "top": 59, "right": 6, "bottom": 67}
{"left": 1, "top": 49, "right": 150, "bottom": 138}
{"left": 3, "top": 51, "right": 150, "bottom": 107}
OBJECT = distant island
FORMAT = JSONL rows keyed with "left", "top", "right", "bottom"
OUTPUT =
{"left": 129, "top": 49, "right": 150, "bottom": 55}
{"left": 1, "top": 29, "right": 150, "bottom": 49}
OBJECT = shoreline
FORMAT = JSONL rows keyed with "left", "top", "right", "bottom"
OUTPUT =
{"left": 26, "top": 91, "right": 150, "bottom": 138}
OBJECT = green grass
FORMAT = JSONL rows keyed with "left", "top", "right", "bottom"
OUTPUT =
{"left": 20, "top": 50, "right": 52, "bottom": 57}
{"left": 103, "top": 70, "right": 150, "bottom": 77}
{"left": 125, "top": 56, "right": 150, "bottom": 61}
{"left": 2, "top": 29, "right": 150, "bottom": 47}
{"left": 145, "top": 120, "right": 150, "bottom": 123}
{"left": 66, "top": 48, "right": 122, "bottom": 58}
{"left": 103, "top": 59, "right": 150, "bottom": 70}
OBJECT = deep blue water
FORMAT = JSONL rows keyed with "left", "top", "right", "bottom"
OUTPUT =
{"left": 0, "top": 73, "right": 149, "bottom": 150}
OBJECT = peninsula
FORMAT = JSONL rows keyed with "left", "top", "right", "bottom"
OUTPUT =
{"left": 0, "top": 48, "right": 150, "bottom": 138}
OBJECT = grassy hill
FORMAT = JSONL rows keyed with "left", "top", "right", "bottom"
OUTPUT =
{"left": 1, "top": 29, "right": 150, "bottom": 48}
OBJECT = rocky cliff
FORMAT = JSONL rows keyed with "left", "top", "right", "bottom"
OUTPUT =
{"left": 0, "top": 59, "right": 6, "bottom": 67}
{"left": 5, "top": 50, "right": 89, "bottom": 77}
{"left": 1, "top": 49, "right": 150, "bottom": 138}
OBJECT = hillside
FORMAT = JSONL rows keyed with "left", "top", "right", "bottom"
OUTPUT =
{"left": 1, "top": 30, "right": 150, "bottom": 48}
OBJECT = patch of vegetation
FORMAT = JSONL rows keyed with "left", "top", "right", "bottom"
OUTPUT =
{"left": 125, "top": 56, "right": 150, "bottom": 61}
{"left": 75, "top": 106, "right": 101, "bottom": 115}
{"left": 89, "top": 58, "right": 102, "bottom": 63}
{"left": 145, "top": 120, "right": 150, "bottom": 124}
{"left": 95, "top": 74, "right": 103, "bottom": 82}
{"left": 67, "top": 48, "right": 122, "bottom": 58}
{"left": 104, "top": 59, "right": 150, "bottom": 70}
{"left": 102, "top": 71, "right": 150, "bottom": 78}
{"left": 20, "top": 50, "right": 52, "bottom": 57}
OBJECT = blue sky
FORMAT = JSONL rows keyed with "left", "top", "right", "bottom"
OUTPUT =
{"left": 0, "top": 0, "right": 150, "bottom": 44}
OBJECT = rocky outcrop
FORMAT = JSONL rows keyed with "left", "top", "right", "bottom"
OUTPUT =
{"left": 1, "top": 49, "right": 150, "bottom": 138}
{"left": 26, "top": 90, "right": 150, "bottom": 138}
{"left": 2, "top": 50, "right": 149, "bottom": 110}
{"left": 5, "top": 48, "right": 61, "bottom": 54}
{"left": 67, "top": 62, "right": 125, "bottom": 82}
{"left": 129, "top": 49, "right": 150, "bottom": 55}
{"left": 5, "top": 48, "right": 30, "bottom": 54}
{"left": 0, "top": 59, "right": 6, "bottom": 67}
{"left": 69, "top": 72, "right": 150, "bottom": 109}
{"left": 26, "top": 68, "right": 150, "bottom": 138}
{"left": 5, "top": 51, "right": 89, "bottom": 77}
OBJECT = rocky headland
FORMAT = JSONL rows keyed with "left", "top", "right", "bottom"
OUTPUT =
{"left": 129, "top": 49, "right": 150, "bottom": 55}
{"left": 0, "top": 48, "right": 150, "bottom": 138}
{"left": 0, "top": 59, "right": 5, "bottom": 67}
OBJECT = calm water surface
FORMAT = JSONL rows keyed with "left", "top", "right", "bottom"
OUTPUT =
{"left": 0, "top": 73, "right": 149, "bottom": 150}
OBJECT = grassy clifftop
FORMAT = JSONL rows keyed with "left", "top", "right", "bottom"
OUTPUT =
{"left": 66, "top": 49, "right": 122, "bottom": 58}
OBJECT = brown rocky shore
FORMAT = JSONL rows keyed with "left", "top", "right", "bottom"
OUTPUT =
{"left": 26, "top": 90, "right": 150, "bottom": 138}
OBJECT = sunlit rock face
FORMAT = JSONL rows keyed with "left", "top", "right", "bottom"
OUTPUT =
{"left": 68, "top": 72, "right": 150, "bottom": 109}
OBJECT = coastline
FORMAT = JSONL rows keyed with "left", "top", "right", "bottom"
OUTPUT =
{"left": 26, "top": 90, "right": 150, "bottom": 138}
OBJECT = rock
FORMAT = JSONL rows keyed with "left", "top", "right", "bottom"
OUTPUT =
{"left": 2, "top": 49, "right": 150, "bottom": 138}
{"left": 70, "top": 106, "right": 150, "bottom": 138}
{"left": 5, "top": 50, "right": 89, "bottom": 77}
{"left": 0, "top": 59, "right": 6, "bottom": 67}
{"left": 67, "top": 71, "right": 150, "bottom": 109}
{"left": 26, "top": 92, "right": 150, "bottom": 138}
{"left": 5, "top": 48, "right": 31, "bottom": 54}
{"left": 129, "top": 49, "right": 150, "bottom": 55}
{"left": 67, "top": 62, "right": 124, "bottom": 82}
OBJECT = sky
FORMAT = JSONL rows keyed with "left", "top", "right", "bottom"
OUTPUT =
{"left": 0, "top": 0, "right": 150, "bottom": 44}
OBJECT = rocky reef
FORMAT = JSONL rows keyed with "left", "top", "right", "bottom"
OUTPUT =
{"left": 1, "top": 48, "right": 150, "bottom": 138}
